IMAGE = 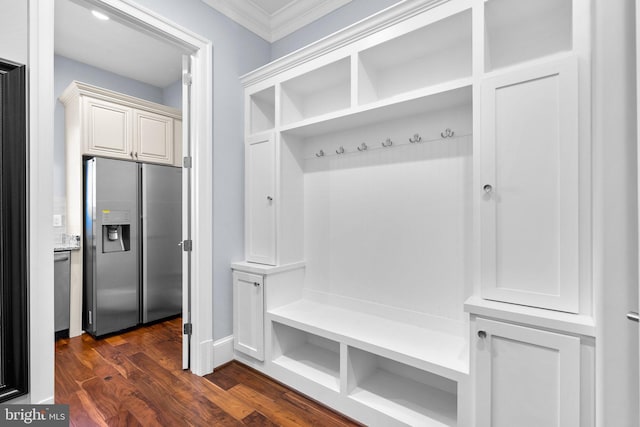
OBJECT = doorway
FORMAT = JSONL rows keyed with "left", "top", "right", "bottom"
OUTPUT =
{"left": 47, "top": 0, "right": 213, "bottom": 375}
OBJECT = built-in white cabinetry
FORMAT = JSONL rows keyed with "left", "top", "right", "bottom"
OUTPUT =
{"left": 235, "top": 0, "right": 593, "bottom": 425}
{"left": 232, "top": 270, "right": 264, "bottom": 361}
{"left": 474, "top": 318, "right": 580, "bottom": 427}
{"left": 134, "top": 109, "right": 174, "bottom": 164}
{"left": 480, "top": 56, "right": 580, "bottom": 313}
{"left": 245, "top": 132, "right": 276, "bottom": 265}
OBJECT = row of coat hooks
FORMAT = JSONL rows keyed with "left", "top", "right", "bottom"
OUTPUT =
{"left": 313, "top": 128, "right": 462, "bottom": 158}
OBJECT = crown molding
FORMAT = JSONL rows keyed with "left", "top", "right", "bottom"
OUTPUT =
{"left": 201, "top": 0, "right": 352, "bottom": 42}
{"left": 241, "top": 0, "right": 448, "bottom": 87}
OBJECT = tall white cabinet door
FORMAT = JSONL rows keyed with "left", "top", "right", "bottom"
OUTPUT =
{"left": 83, "top": 97, "right": 133, "bottom": 159}
{"left": 134, "top": 110, "right": 174, "bottom": 165}
{"left": 246, "top": 133, "right": 276, "bottom": 265}
{"left": 480, "top": 56, "right": 580, "bottom": 312}
{"left": 475, "top": 318, "right": 581, "bottom": 427}
{"left": 233, "top": 271, "right": 264, "bottom": 361}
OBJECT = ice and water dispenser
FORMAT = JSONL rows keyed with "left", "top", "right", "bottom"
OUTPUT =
{"left": 101, "top": 210, "right": 131, "bottom": 253}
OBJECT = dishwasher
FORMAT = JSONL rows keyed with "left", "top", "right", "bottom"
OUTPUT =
{"left": 54, "top": 250, "right": 71, "bottom": 339}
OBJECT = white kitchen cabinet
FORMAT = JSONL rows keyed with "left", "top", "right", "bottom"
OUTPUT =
{"left": 134, "top": 109, "right": 174, "bottom": 164}
{"left": 474, "top": 317, "right": 581, "bottom": 427}
{"left": 245, "top": 132, "right": 276, "bottom": 265}
{"left": 480, "top": 56, "right": 580, "bottom": 313}
{"left": 62, "top": 81, "right": 181, "bottom": 166}
{"left": 83, "top": 96, "right": 133, "bottom": 159}
{"left": 233, "top": 270, "right": 264, "bottom": 361}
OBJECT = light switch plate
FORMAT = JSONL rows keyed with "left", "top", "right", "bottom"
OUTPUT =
{"left": 53, "top": 214, "right": 62, "bottom": 227}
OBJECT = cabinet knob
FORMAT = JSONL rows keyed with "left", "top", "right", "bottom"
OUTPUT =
{"left": 483, "top": 184, "right": 493, "bottom": 194}
{"left": 135, "top": 152, "right": 139, "bottom": 158}
{"left": 130, "top": 151, "right": 134, "bottom": 158}
{"left": 267, "top": 196, "right": 273, "bottom": 202}
{"left": 253, "top": 282, "right": 261, "bottom": 287}
{"left": 477, "top": 330, "right": 487, "bottom": 339}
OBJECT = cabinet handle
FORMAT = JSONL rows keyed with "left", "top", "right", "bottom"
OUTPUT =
{"left": 628, "top": 312, "right": 639, "bottom": 322}
{"left": 267, "top": 196, "right": 273, "bottom": 202}
{"left": 253, "top": 282, "right": 261, "bottom": 287}
{"left": 477, "top": 330, "right": 487, "bottom": 339}
{"left": 130, "top": 151, "right": 134, "bottom": 158}
{"left": 483, "top": 184, "right": 493, "bottom": 194}
{"left": 135, "top": 152, "right": 138, "bottom": 158}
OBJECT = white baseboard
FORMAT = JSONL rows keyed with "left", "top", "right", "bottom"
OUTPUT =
{"left": 212, "top": 335, "right": 234, "bottom": 369}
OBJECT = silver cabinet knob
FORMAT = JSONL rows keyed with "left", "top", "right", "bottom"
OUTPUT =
{"left": 483, "top": 184, "right": 493, "bottom": 194}
{"left": 253, "top": 282, "right": 260, "bottom": 287}
{"left": 477, "top": 330, "right": 487, "bottom": 339}
{"left": 267, "top": 196, "right": 273, "bottom": 202}
{"left": 627, "top": 312, "right": 639, "bottom": 322}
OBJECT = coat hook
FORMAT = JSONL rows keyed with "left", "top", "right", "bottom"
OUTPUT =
{"left": 409, "top": 133, "right": 422, "bottom": 143}
{"left": 381, "top": 138, "right": 393, "bottom": 148}
{"left": 440, "top": 128, "right": 455, "bottom": 138}
{"left": 336, "top": 146, "right": 345, "bottom": 154}
{"left": 357, "top": 142, "right": 368, "bottom": 152}
{"left": 315, "top": 149, "right": 325, "bottom": 158}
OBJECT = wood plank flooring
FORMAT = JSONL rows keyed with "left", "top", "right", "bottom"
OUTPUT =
{"left": 55, "top": 318, "right": 362, "bottom": 426}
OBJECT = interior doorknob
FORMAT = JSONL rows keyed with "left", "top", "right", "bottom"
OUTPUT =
{"left": 483, "top": 184, "right": 493, "bottom": 193}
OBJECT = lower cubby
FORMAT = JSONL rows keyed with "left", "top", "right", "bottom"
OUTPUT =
{"left": 347, "top": 346, "right": 457, "bottom": 427}
{"left": 271, "top": 322, "right": 341, "bottom": 392}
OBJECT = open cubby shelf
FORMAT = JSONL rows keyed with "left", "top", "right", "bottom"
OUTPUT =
{"left": 484, "top": 0, "right": 572, "bottom": 71}
{"left": 281, "top": 80, "right": 471, "bottom": 138}
{"left": 249, "top": 86, "right": 275, "bottom": 134}
{"left": 271, "top": 322, "right": 341, "bottom": 392}
{"left": 269, "top": 299, "right": 468, "bottom": 381}
{"left": 348, "top": 347, "right": 457, "bottom": 427}
{"left": 281, "top": 57, "right": 351, "bottom": 126}
{"left": 358, "top": 9, "right": 472, "bottom": 105}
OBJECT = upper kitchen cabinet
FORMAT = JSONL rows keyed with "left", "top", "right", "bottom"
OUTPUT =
{"left": 60, "top": 81, "right": 181, "bottom": 166}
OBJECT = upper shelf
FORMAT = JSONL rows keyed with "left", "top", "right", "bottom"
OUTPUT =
{"left": 358, "top": 8, "right": 472, "bottom": 105}
{"left": 249, "top": 86, "right": 275, "bottom": 134}
{"left": 281, "top": 78, "right": 471, "bottom": 138}
{"left": 280, "top": 57, "right": 351, "bottom": 126}
{"left": 484, "top": 0, "right": 572, "bottom": 71}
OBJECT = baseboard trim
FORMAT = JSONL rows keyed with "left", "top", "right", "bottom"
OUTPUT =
{"left": 213, "top": 335, "right": 234, "bottom": 369}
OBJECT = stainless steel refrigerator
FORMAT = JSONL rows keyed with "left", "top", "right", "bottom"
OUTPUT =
{"left": 84, "top": 157, "right": 182, "bottom": 337}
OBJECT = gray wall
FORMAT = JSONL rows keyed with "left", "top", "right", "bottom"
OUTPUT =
{"left": 270, "top": 0, "right": 401, "bottom": 60}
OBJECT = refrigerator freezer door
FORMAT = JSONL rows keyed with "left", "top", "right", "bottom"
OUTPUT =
{"left": 142, "top": 163, "right": 182, "bottom": 323}
{"left": 85, "top": 157, "right": 139, "bottom": 336}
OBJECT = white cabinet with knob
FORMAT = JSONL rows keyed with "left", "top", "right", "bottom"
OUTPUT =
{"left": 245, "top": 132, "right": 276, "bottom": 265}
{"left": 479, "top": 56, "right": 581, "bottom": 313}
{"left": 233, "top": 270, "right": 265, "bottom": 361}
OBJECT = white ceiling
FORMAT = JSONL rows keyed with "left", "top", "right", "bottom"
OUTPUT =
{"left": 53, "top": 0, "right": 351, "bottom": 88}
{"left": 202, "top": 0, "right": 353, "bottom": 42}
{"left": 54, "top": 0, "right": 185, "bottom": 88}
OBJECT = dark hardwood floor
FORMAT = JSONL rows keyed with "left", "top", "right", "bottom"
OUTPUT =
{"left": 55, "top": 318, "right": 362, "bottom": 426}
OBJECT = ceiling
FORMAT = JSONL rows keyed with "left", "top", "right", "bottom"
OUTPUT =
{"left": 201, "top": 0, "right": 353, "bottom": 42}
{"left": 54, "top": 0, "right": 351, "bottom": 89}
{"left": 54, "top": 0, "right": 185, "bottom": 88}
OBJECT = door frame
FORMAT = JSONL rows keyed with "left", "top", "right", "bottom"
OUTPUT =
{"left": 30, "top": 0, "right": 214, "bottom": 384}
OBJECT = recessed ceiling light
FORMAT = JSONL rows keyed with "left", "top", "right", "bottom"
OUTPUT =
{"left": 91, "top": 10, "right": 110, "bottom": 21}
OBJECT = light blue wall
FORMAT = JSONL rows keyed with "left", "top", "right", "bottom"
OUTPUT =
{"left": 113, "top": 0, "right": 271, "bottom": 340}
{"left": 163, "top": 79, "right": 182, "bottom": 110}
{"left": 270, "top": 0, "right": 402, "bottom": 60}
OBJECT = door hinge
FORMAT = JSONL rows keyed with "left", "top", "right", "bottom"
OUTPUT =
{"left": 182, "top": 240, "right": 193, "bottom": 252}
{"left": 183, "top": 72, "right": 192, "bottom": 86}
{"left": 183, "top": 323, "right": 192, "bottom": 335}
{"left": 183, "top": 156, "right": 192, "bottom": 168}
